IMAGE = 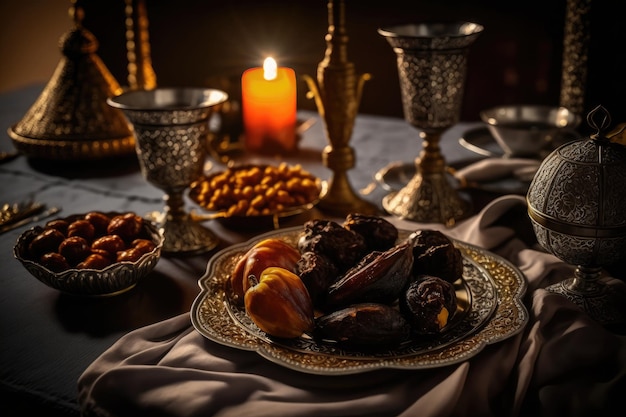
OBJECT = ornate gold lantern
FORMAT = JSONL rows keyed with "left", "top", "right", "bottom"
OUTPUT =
{"left": 8, "top": 0, "right": 135, "bottom": 160}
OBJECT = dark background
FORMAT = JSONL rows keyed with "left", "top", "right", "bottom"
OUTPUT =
{"left": 54, "top": 0, "right": 626, "bottom": 125}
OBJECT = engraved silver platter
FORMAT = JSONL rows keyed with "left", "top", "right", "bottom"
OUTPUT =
{"left": 190, "top": 227, "right": 528, "bottom": 375}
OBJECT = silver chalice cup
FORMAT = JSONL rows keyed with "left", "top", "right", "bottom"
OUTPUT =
{"left": 379, "top": 22, "right": 483, "bottom": 225}
{"left": 108, "top": 88, "right": 228, "bottom": 255}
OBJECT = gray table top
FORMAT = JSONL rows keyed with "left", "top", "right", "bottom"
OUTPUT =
{"left": 0, "top": 84, "right": 495, "bottom": 416}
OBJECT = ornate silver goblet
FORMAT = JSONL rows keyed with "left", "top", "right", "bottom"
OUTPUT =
{"left": 378, "top": 22, "right": 483, "bottom": 226}
{"left": 108, "top": 88, "right": 228, "bottom": 255}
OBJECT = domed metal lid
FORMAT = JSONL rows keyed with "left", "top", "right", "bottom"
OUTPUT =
{"left": 8, "top": 1, "right": 134, "bottom": 160}
{"left": 527, "top": 106, "right": 626, "bottom": 236}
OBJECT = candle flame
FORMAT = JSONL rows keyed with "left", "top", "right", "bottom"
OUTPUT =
{"left": 263, "top": 57, "right": 278, "bottom": 81}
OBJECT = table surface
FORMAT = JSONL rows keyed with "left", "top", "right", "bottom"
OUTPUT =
{"left": 0, "top": 84, "right": 500, "bottom": 416}
{"left": 2, "top": 85, "right": 623, "bottom": 417}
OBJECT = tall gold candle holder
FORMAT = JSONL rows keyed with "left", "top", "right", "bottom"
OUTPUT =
{"left": 124, "top": 0, "right": 157, "bottom": 91}
{"left": 303, "top": 0, "right": 380, "bottom": 217}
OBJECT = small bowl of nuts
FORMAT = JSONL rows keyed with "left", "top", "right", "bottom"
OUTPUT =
{"left": 13, "top": 211, "right": 164, "bottom": 296}
{"left": 188, "top": 163, "right": 322, "bottom": 230}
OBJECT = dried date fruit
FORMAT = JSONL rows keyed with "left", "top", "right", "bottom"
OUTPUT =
{"left": 58, "top": 236, "right": 91, "bottom": 265}
{"left": 400, "top": 275, "right": 458, "bottom": 335}
{"left": 77, "top": 253, "right": 112, "bottom": 270}
{"left": 84, "top": 212, "right": 111, "bottom": 235}
{"left": 39, "top": 252, "right": 70, "bottom": 272}
{"left": 28, "top": 228, "right": 66, "bottom": 259}
{"left": 23, "top": 211, "right": 156, "bottom": 273}
{"left": 314, "top": 303, "right": 411, "bottom": 349}
{"left": 244, "top": 267, "right": 315, "bottom": 339}
{"left": 342, "top": 213, "right": 399, "bottom": 252}
{"left": 67, "top": 219, "right": 96, "bottom": 241}
{"left": 410, "top": 229, "right": 463, "bottom": 283}
{"left": 91, "top": 248, "right": 113, "bottom": 260}
{"left": 297, "top": 219, "right": 367, "bottom": 273}
{"left": 131, "top": 238, "right": 156, "bottom": 255}
{"left": 44, "top": 219, "right": 69, "bottom": 235}
{"left": 107, "top": 213, "right": 143, "bottom": 240}
{"left": 230, "top": 238, "right": 301, "bottom": 303}
{"left": 116, "top": 247, "right": 144, "bottom": 262}
{"left": 326, "top": 239, "right": 414, "bottom": 308}
{"left": 294, "top": 251, "right": 339, "bottom": 308}
{"left": 92, "top": 234, "right": 126, "bottom": 254}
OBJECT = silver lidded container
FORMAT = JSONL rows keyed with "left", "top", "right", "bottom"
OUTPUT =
{"left": 527, "top": 105, "right": 626, "bottom": 325}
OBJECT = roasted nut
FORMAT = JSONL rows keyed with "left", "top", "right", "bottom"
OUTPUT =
{"left": 77, "top": 253, "right": 113, "bottom": 270}
{"left": 28, "top": 228, "right": 66, "bottom": 259}
{"left": 58, "top": 236, "right": 91, "bottom": 265}
{"left": 92, "top": 234, "right": 126, "bottom": 254}
{"left": 67, "top": 219, "right": 96, "bottom": 241}
{"left": 39, "top": 252, "right": 70, "bottom": 272}
{"left": 107, "top": 213, "right": 143, "bottom": 240}
{"left": 84, "top": 211, "right": 111, "bottom": 235}
{"left": 189, "top": 163, "right": 320, "bottom": 217}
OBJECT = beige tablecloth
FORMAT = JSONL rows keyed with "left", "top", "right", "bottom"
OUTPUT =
{"left": 77, "top": 195, "right": 626, "bottom": 417}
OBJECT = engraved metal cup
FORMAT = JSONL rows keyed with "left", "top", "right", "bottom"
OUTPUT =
{"left": 378, "top": 22, "right": 483, "bottom": 225}
{"left": 108, "top": 88, "right": 228, "bottom": 255}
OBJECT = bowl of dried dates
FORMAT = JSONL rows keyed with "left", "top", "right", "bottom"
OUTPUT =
{"left": 13, "top": 211, "right": 164, "bottom": 296}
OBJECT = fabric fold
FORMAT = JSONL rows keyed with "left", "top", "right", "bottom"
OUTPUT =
{"left": 77, "top": 195, "right": 626, "bottom": 417}
{"left": 453, "top": 158, "right": 540, "bottom": 184}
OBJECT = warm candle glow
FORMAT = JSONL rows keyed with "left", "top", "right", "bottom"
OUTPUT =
{"left": 263, "top": 57, "right": 278, "bottom": 81}
{"left": 241, "top": 58, "right": 297, "bottom": 154}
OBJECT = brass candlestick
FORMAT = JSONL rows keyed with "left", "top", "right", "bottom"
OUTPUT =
{"left": 303, "top": 0, "right": 380, "bottom": 217}
{"left": 124, "top": 0, "right": 157, "bottom": 91}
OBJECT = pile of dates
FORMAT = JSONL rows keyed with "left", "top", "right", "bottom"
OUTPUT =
{"left": 25, "top": 212, "right": 156, "bottom": 272}
{"left": 231, "top": 213, "right": 463, "bottom": 349}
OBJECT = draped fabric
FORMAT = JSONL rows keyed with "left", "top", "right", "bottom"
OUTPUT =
{"left": 78, "top": 196, "right": 626, "bottom": 417}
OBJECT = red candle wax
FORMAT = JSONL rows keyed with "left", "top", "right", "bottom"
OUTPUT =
{"left": 241, "top": 58, "right": 297, "bottom": 154}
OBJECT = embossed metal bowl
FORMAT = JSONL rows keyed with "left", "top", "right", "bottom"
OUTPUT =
{"left": 481, "top": 105, "right": 579, "bottom": 157}
{"left": 13, "top": 212, "right": 164, "bottom": 297}
{"left": 527, "top": 106, "right": 626, "bottom": 324}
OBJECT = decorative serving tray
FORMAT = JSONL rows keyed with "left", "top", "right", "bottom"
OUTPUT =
{"left": 190, "top": 227, "right": 528, "bottom": 375}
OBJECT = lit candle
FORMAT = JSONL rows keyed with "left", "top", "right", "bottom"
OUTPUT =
{"left": 241, "top": 57, "right": 297, "bottom": 154}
